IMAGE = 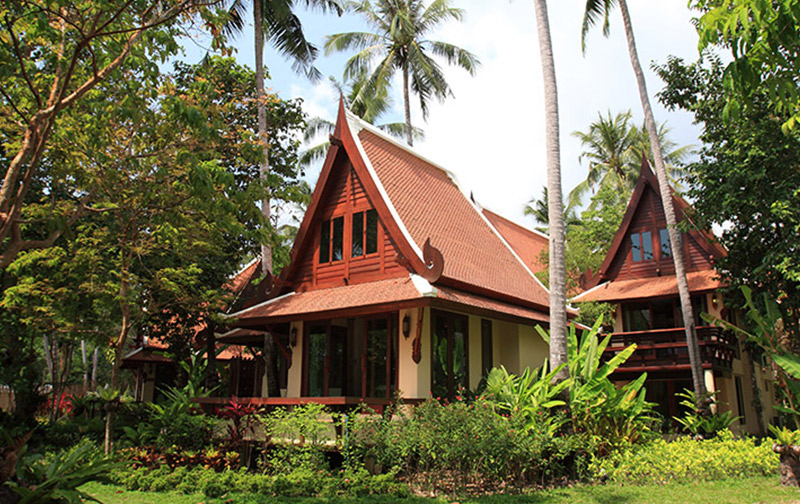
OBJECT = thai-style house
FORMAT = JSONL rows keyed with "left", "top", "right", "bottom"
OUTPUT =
{"left": 572, "top": 160, "right": 775, "bottom": 434}
{"left": 211, "top": 99, "right": 572, "bottom": 410}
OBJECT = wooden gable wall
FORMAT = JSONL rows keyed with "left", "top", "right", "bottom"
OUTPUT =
{"left": 606, "top": 185, "right": 714, "bottom": 282}
{"left": 291, "top": 152, "right": 408, "bottom": 291}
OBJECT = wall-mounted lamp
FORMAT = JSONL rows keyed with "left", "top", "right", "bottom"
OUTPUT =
{"left": 290, "top": 326, "right": 298, "bottom": 347}
{"left": 712, "top": 293, "right": 719, "bottom": 307}
{"left": 402, "top": 314, "right": 411, "bottom": 339}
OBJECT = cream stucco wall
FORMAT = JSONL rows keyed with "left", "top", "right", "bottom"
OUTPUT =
{"left": 286, "top": 321, "right": 303, "bottom": 398}
{"left": 518, "top": 324, "right": 549, "bottom": 372}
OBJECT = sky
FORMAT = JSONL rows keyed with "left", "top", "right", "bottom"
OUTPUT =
{"left": 180, "top": 1, "right": 708, "bottom": 228}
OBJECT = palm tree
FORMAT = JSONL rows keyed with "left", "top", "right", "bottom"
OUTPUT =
{"left": 533, "top": 0, "right": 568, "bottom": 381}
{"left": 525, "top": 187, "right": 581, "bottom": 234}
{"left": 299, "top": 73, "right": 425, "bottom": 168}
{"left": 568, "top": 110, "right": 692, "bottom": 210}
{"left": 324, "top": 0, "right": 480, "bottom": 146}
{"left": 224, "top": 0, "right": 342, "bottom": 277}
{"left": 582, "top": 0, "right": 707, "bottom": 404}
{"left": 568, "top": 110, "right": 639, "bottom": 209}
{"left": 224, "top": 0, "right": 341, "bottom": 397}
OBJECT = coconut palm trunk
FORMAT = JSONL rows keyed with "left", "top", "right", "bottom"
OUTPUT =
{"left": 254, "top": 1, "right": 272, "bottom": 278}
{"left": 402, "top": 60, "right": 413, "bottom": 146}
{"left": 616, "top": 0, "right": 706, "bottom": 399}
{"left": 533, "top": 0, "right": 568, "bottom": 380}
{"left": 253, "top": 1, "right": 279, "bottom": 397}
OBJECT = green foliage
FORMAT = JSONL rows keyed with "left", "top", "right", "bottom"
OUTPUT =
{"left": 674, "top": 389, "right": 739, "bottom": 437}
{"left": 261, "top": 403, "right": 334, "bottom": 473}
{"left": 537, "top": 318, "right": 659, "bottom": 456}
{"left": 656, "top": 55, "right": 800, "bottom": 356}
{"left": 769, "top": 425, "right": 800, "bottom": 447}
{"left": 9, "top": 439, "right": 118, "bottom": 503}
{"left": 109, "top": 463, "right": 407, "bottom": 499}
{"left": 692, "top": 0, "right": 800, "bottom": 133}
{"left": 484, "top": 365, "right": 570, "bottom": 435}
{"left": 591, "top": 431, "right": 777, "bottom": 484}
{"left": 350, "top": 399, "right": 584, "bottom": 491}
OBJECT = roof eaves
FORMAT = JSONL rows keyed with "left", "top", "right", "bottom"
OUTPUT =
{"left": 410, "top": 273, "right": 438, "bottom": 297}
{"left": 224, "top": 291, "right": 296, "bottom": 319}
{"left": 345, "top": 111, "right": 425, "bottom": 262}
{"left": 571, "top": 281, "right": 610, "bottom": 303}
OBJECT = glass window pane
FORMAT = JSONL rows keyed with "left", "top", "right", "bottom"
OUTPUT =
{"left": 307, "top": 326, "right": 327, "bottom": 397}
{"left": 366, "top": 319, "right": 388, "bottom": 398}
{"left": 642, "top": 231, "right": 653, "bottom": 260}
{"left": 332, "top": 216, "right": 344, "bottom": 261}
{"left": 329, "top": 326, "right": 346, "bottom": 396}
{"left": 366, "top": 209, "right": 378, "bottom": 254}
{"left": 452, "top": 317, "right": 468, "bottom": 392}
{"left": 432, "top": 314, "right": 449, "bottom": 399}
{"left": 481, "top": 319, "right": 493, "bottom": 378}
{"left": 352, "top": 212, "right": 364, "bottom": 257}
{"left": 319, "top": 220, "right": 330, "bottom": 263}
{"left": 623, "top": 302, "right": 650, "bottom": 331}
{"left": 630, "top": 233, "right": 642, "bottom": 262}
{"left": 659, "top": 228, "right": 671, "bottom": 258}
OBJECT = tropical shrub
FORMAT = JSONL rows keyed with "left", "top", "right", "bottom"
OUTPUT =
{"left": 591, "top": 430, "right": 777, "bottom": 484}
{"left": 261, "top": 403, "right": 334, "bottom": 474}
{"left": 674, "top": 389, "right": 740, "bottom": 437}
{"left": 350, "top": 398, "right": 584, "bottom": 491}
{"left": 9, "top": 439, "right": 118, "bottom": 503}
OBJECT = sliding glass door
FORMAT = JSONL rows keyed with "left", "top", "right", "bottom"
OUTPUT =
{"left": 431, "top": 310, "right": 468, "bottom": 400}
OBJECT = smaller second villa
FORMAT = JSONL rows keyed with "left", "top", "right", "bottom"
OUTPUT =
{"left": 572, "top": 160, "right": 776, "bottom": 435}
{"left": 210, "top": 99, "right": 576, "bottom": 410}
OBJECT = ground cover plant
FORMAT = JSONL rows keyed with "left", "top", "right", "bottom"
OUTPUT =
{"left": 80, "top": 475, "right": 798, "bottom": 503}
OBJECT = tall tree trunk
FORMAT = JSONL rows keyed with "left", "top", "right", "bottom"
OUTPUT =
{"left": 105, "top": 259, "right": 130, "bottom": 454}
{"left": 254, "top": 0, "right": 273, "bottom": 278}
{"left": 81, "top": 339, "right": 88, "bottom": 393}
{"left": 402, "top": 61, "right": 413, "bottom": 146}
{"left": 617, "top": 0, "right": 706, "bottom": 402}
{"left": 254, "top": 0, "right": 278, "bottom": 397}
{"left": 91, "top": 347, "right": 98, "bottom": 391}
{"left": 533, "top": 0, "right": 568, "bottom": 380}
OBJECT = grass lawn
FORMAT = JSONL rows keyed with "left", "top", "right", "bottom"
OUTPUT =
{"left": 81, "top": 476, "right": 800, "bottom": 504}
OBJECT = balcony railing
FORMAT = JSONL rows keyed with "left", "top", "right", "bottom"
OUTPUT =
{"left": 604, "top": 325, "right": 737, "bottom": 372}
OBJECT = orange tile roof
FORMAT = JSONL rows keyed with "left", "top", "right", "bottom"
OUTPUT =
{"left": 230, "top": 277, "right": 425, "bottom": 323}
{"left": 229, "top": 275, "right": 553, "bottom": 326}
{"left": 481, "top": 209, "right": 549, "bottom": 274}
{"left": 436, "top": 286, "right": 550, "bottom": 323}
{"left": 357, "top": 128, "right": 550, "bottom": 309}
{"left": 572, "top": 270, "right": 723, "bottom": 303}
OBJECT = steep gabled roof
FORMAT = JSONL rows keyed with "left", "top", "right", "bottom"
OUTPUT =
{"left": 481, "top": 208, "right": 549, "bottom": 274}
{"left": 583, "top": 158, "right": 726, "bottom": 290}
{"left": 270, "top": 98, "right": 553, "bottom": 314}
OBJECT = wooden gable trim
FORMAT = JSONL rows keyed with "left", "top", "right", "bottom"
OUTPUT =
{"left": 588, "top": 158, "right": 653, "bottom": 287}
{"left": 336, "top": 104, "right": 428, "bottom": 275}
{"left": 586, "top": 157, "right": 725, "bottom": 289}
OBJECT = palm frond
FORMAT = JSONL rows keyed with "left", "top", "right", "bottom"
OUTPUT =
{"left": 581, "top": 0, "right": 617, "bottom": 53}
{"left": 377, "top": 122, "right": 425, "bottom": 141}
{"left": 428, "top": 40, "right": 480, "bottom": 76}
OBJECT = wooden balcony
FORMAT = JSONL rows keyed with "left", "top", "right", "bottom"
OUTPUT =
{"left": 604, "top": 325, "right": 737, "bottom": 374}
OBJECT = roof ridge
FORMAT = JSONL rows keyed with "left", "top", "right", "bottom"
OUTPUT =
{"left": 345, "top": 110, "right": 473, "bottom": 201}
{"left": 482, "top": 207, "right": 550, "bottom": 241}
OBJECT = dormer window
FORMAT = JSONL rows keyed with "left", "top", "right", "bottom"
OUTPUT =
{"left": 352, "top": 209, "right": 378, "bottom": 258}
{"left": 630, "top": 231, "right": 653, "bottom": 262}
{"left": 320, "top": 216, "right": 344, "bottom": 263}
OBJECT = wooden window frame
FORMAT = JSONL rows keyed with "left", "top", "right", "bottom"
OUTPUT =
{"left": 351, "top": 208, "right": 379, "bottom": 260}
{"left": 430, "top": 309, "right": 470, "bottom": 400}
